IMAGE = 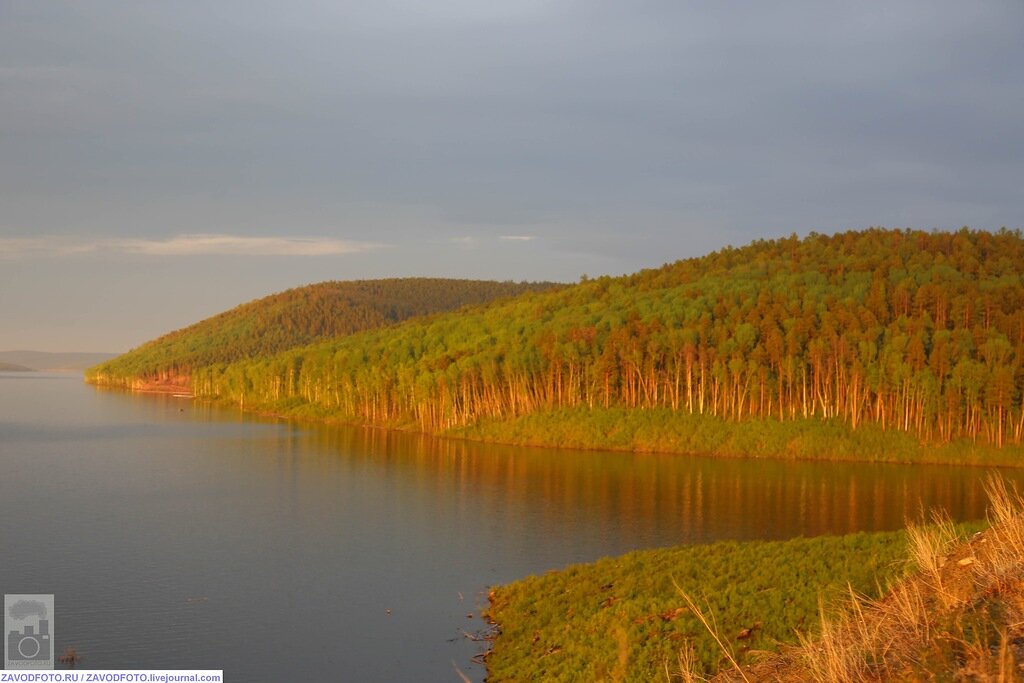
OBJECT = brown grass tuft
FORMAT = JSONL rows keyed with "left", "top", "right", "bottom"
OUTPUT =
{"left": 665, "top": 641, "right": 707, "bottom": 683}
{"left": 906, "top": 508, "right": 961, "bottom": 609}
{"left": 984, "top": 475, "right": 1024, "bottom": 577}
{"left": 713, "top": 475, "right": 1024, "bottom": 682}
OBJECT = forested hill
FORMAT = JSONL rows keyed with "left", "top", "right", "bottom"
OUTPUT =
{"left": 86, "top": 278, "right": 561, "bottom": 389}
{"left": 187, "top": 228, "right": 1024, "bottom": 455}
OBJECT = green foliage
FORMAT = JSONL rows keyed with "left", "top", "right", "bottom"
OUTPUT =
{"left": 487, "top": 531, "right": 913, "bottom": 681}
{"left": 447, "top": 407, "right": 1023, "bottom": 466}
{"left": 85, "top": 278, "right": 559, "bottom": 386}
{"left": 182, "top": 228, "right": 1024, "bottom": 451}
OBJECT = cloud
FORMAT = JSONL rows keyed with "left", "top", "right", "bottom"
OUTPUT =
{"left": 450, "top": 236, "right": 477, "bottom": 247}
{"left": 0, "top": 234, "right": 379, "bottom": 258}
{"left": 114, "top": 234, "right": 374, "bottom": 256}
{"left": 498, "top": 235, "right": 536, "bottom": 241}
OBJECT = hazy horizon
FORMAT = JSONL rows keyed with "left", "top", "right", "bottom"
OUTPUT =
{"left": 3, "top": 1, "right": 1022, "bottom": 351}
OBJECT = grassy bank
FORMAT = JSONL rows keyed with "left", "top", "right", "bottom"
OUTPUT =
{"left": 718, "top": 478, "right": 1024, "bottom": 681}
{"left": 447, "top": 407, "right": 1024, "bottom": 467}
{"left": 485, "top": 530, "right": 914, "bottom": 681}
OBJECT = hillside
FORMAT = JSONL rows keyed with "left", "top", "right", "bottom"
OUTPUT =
{"left": 0, "top": 362, "right": 34, "bottom": 372}
{"left": 182, "top": 228, "right": 1024, "bottom": 459}
{"left": 86, "top": 278, "right": 560, "bottom": 390}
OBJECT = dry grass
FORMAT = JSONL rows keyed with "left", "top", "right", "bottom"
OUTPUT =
{"left": 906, "top": 509, "right": 961, "bottom": 608}
{"left": 711, "top": 474, "right": 1024, "bottom": 682}
{"left": 673, "top": 583, "right": 750, "bottom": 683}
{"left": 664, "top": 641, "right": 706, "bottom": 683}
{"left": 984, "top": 476, "right": 1024, "bottom": 577}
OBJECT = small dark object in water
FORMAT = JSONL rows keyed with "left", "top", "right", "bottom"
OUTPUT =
{"left": 59, "top": 647, "right": 81, "bottom": 666}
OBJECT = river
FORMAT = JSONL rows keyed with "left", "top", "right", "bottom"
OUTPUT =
{"left": 0, "top": 372, "right": 1016, "bottom": 681}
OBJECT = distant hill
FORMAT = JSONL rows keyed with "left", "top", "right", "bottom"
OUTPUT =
{"left": 0, "top": 362, "right": 34, "bottom": 372}
{"left": 177, "top": 228, "right": 1024, "bottom": 456}
{"left": 0, "top": 351, "right": 118, "bottom": 372}
{"left": 87, "top": 278, "right": 562, "bottom": 390}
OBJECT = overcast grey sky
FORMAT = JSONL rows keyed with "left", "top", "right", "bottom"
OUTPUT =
{"left": 2, "top": 1, "right": 1022, "bottom": 351}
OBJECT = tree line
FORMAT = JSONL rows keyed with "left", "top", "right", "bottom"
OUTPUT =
{"left": 180, "top": 229, "right": 1023, "bottom": 447}
{"left": 87, "top": 278, "right": 560, "bottom": 386}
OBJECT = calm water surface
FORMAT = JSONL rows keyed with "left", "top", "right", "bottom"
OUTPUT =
{"left": 0, "top": 373, "right": 1018, "bottom": 681}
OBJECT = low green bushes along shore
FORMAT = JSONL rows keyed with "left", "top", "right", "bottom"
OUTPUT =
{"left": 448, "top": 407, "right": 1024, "bottom": 467}
{"left": 485, "top": 531, "right": 909, "bottom": 681}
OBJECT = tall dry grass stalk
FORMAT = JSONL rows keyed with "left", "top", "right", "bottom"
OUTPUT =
{"left": 672, "top": 580, "right": 750, "bottom": 683}
{"left": 905, "top": 509, "right": 961, "bottom": 609}
{"left": 797, "top": 595, "right": 864, "bottom": 683}
{"left": 662, "top": 477, "right": 1024, "bottom": 682}
{"left": 797, "top": 569, "right": 936, "bottom": 681}
{"left": 794, "top": 476, "right": 1024, "bottom": 683}
{"left": 984, "top": 475, "right": 1024, "bottom": 576}
{"left": 665, "top": 641, "right": 706, "bottom": 683}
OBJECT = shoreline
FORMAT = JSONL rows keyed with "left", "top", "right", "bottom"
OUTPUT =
{"left": 85, "top": 377, "right": 1024, "bottom": 469}
{"left": 482, "top": 530, "right": 912, "bottom": 681}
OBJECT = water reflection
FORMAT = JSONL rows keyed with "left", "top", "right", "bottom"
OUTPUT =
{"left": 98, "top": 387, "right": 1009, "bottom": 554}
{"left": 36, "top": 380, "right": 1012, "bottom": 682}
{"left": 288, "top": 424, "right": 998, "bottom": 545}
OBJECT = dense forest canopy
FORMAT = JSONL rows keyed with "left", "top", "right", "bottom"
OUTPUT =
{"left": 87, "top": 278, "right": 561, "bottom": 385}
{"left": 165, "top": 228, "right": 1024, "bottom": 449}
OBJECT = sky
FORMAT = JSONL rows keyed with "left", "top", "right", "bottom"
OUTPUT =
{"left": 2, "top": 1, "right": 1022, "bottom": 352}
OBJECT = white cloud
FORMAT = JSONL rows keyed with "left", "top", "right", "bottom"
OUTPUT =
{"left": 0, "top": 234, "right": 379, "bottom": 258}
{"left": 499, "top": 235, "right": 536, "bottom": 241}
{"left": 114, "top": 233, "right": 374, "bottom": 256}
{"left": 450, "top": 236, "right": 477, "bottom": 247}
